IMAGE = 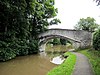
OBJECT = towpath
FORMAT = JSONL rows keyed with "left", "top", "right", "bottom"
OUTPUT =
{"left": 72, "top": 52, "right": 94, "bottom": 75}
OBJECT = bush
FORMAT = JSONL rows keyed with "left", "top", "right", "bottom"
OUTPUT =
{"left": 0, "top": 48, "right": 16, "bottom": 61}
{"left": 0, "top": 39, "right": 39, "bottom": 61}
{"left": 15, "top": 40, "right": 29, "bottom": 56}
{"left": 60, "top": 38, "right": 66, "bottom": 45}
{"left": 52, "top": 38, "right": 61, "bottom": 45}
{"left": 28, "top": 40, "right": 39, "bottom": 54}
{"left": 93, "top": 29, "right": 100, "bottom": 50}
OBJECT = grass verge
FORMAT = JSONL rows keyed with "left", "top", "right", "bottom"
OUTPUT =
{"left": 77, "top": 49, "right": 100, "bottom": 75}
{"left": 47, "top": 52, "right": 76, "bottom": 75}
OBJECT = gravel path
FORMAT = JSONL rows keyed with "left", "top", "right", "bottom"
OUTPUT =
{"left": 72, "top": 52, "right": 94, "bottom": 75}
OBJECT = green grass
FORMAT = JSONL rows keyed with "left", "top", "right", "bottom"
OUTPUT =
{"left": 77, "top": 49, "right": 100, "bottom": 75}
{"left": 47, "top": 52, "right": 76, "bottom": 75}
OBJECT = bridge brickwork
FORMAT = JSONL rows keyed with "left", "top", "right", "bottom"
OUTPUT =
{"left": 38, "top": 29, "right": 92, "bottom": 51}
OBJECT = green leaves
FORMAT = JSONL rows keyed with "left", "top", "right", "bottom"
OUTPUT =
{"left": 74, "top": 17, "right": 99, "bottom": 31}
{"left": 50, "top": 18, "right": 61, "bottom": 25}
{"left": 93, "top": 29, "right": 100, "bottom": 50}
{"left": 0, "top": 0, "right": 60, "bottom": 61}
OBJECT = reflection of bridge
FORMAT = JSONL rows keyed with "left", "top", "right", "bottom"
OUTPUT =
{"left": 38, "top": 29, "right": 92, "bottom": 52}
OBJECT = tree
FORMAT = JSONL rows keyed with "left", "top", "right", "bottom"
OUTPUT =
{"left": 27, "top": 0, "right": 61, "bottom": 37}
{"left": 0, "top": 0, "right": 60, "bottom": 61}
{"left": 0, "top": 0, "right": 60, "bottom": 40}
{"left": 92, "top": 0, "right": 100, "bottom": 51}
{"left": 60, "top": 38, "right": 66, "bottom": 45}
{"left": 94, "top": 0, "right": 100, "bottom": 5}
{"left": 52, "top": 38, "right": 60, "bottom": 45}
{"left": 74, "top": 17, "right": 99, "bottom": 31}
{"left": 93, "top": 29, "right": 100, "bottom": 50}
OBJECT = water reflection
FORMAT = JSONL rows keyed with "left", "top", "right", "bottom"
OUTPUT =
{"left": 50, "top": 55, "right": 65, "bottom": 65}
{"left": 0, "top": 54, "right": 56, "bottom": 75}
{"left": 45, "top": 44, "right": 71, "bottom": 52}
{"left": 0, "top": 45, "right": 69, "bottom": 75}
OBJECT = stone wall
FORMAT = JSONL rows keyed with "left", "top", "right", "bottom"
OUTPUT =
{"left": 39, "top": 29, "right": 92, "bottom": 50}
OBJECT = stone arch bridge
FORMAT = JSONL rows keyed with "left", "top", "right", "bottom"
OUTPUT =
{"left": 38, "top": 29, "right": 92, "bottom": 52}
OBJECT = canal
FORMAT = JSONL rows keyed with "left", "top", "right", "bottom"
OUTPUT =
{"left": 0, "top": 45, "right": 71, "bottom": 75}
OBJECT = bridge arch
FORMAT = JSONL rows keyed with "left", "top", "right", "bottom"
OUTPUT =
{"left": 39, "top": 35, "right": 81, "bottom": 52}
{"left": 38, "top": 29, "right": 92, "bottom": 52}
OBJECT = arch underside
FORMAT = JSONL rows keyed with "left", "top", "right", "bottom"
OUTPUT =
{"left": 39, "top": 35, "right": 81, "bottom": 52}
{"left": 39, "top": 35, "right": 81, "bottom": 45}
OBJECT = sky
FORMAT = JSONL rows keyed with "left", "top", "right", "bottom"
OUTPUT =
{"left": 49, "top": 0, "right": 100, "bottom": 29}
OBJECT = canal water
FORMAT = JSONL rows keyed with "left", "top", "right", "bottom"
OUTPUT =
{"left": 0, "top": 45, "right": 71, "bottom": 75}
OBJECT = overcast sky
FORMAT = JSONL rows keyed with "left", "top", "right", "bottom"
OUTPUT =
{"left": 49, "top": 0, "right": 100, "bottom": 29}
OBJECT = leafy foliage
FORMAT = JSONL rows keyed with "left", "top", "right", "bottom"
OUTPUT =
{"left": 0, "top": 0, "right": 60, "bottom": 61}
{"left": 74, "top": 17, "right": 99, "bottom": 31}
{"left": 52, "top": 38, "right": 61, "bottom": 45}
{"left": 93, "top": 29, "right": 100, "bottom": 50}
{"left": 60, "top": 38, "right": 66, "bottom": 45}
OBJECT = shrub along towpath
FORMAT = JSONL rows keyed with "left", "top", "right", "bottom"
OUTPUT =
{"left": 72, "top": 52, "right": 94, "bottom": 75}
